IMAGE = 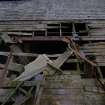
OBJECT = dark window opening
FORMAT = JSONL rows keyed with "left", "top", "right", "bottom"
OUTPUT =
{"left": 49, "top": 57, "right": 57, "bottom": 60}
{"left": 0, "top": 42, "right": 10, "bottom": 51}
{"left": 27, "top": 57, "right": 37, "bottom": 63}
{"left": 8, "top": 31, "right": 32, "bottom": 37}
{"left": 68, "top": 55, "right": 76, "bottom": 59}
{"left": 61, "top": 23, "right": 72, "bottom": 36}
{"left": 24, "top": 41, "right": 67, "bottom": 54}
{"left": 0, "top": 55, "right": 7, "bottom": 64}
{"left": 47, "top": 22, "right": 88, "bottom": 37}
{"left": 61, "top": 63, "right": 77, "bottom": 70}
{"left": 34, "top": 31, "right": 45, "bottom": 36}
{"left": 86, "top": 55, "right": 96, "bottom": 61}
{"left": 47, "top": 24, "right": 60, "bottom": 36}
{"left": 7, "top": 71, "right": 19, "bottom": 79}
{"left": 75, "top": 23, "right": 88, "bottom": 36}
{"left": 47, "top": 28, "right": 60, "bottom": 36}
{"left": 79, "top": 63, "right": 84, "bottom": 72}
{"left": 47, "top": 24, "right": 60, "bottom": 27}
{"left": 100, "top": 66, "right": 105, "bottom": 78}
{"left": 75, "top": 23, "right": 86, "bottom": 31}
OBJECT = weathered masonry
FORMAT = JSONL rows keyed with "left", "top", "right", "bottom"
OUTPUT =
{"left": 0, "top": 0, "right": 105, "bottom": 105}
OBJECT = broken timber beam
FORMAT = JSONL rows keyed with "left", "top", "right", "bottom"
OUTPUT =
{"left": 0, "top": 32, "right": 14, "bottom": 43}
{"left": 0, "top": 63, "right": 24, "bottom": 74}
{"left": 53, "top": 49, "right": 73, "bottom": 68}
{"left": 15, "top": 49, "right": 73, "bottom": 81}
{"left": 0, "top": 47, "right": 13, "bottom": 85}
{"left": 0, "top": 81, "right": 44, "bottom": 89}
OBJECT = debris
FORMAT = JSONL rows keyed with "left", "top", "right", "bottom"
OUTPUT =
{"left": 0, "top": 21, "right": 105, "bottom": 105}
{"left": 15, "top": 49, "right": 72, "bottom": 81}
{"left": 15, "top": 54, "right": 52, "bottom": 81}
{"left": 0, "top": 33, "right": 14, "bottom": 43}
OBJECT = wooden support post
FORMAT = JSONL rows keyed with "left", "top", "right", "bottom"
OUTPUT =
{"left": 0, "top": 46, "right": 13, "bottom": 85}
{"left": 35, "top": 86, "right": 43, "bottom": 105}
{"left": 33, "top": 81, "right": 44, "bottom": 105}
{"left": 1, "top": 81, "right": 23, "bottom": 105}
{"left": 77, "top": 60, "right": 80, "bottom": 73}
{"left": 97, "top": 66, "right": 103, "bottom": 79}
{"left": 60, "top": 23, "right": 62, "bottom": 37}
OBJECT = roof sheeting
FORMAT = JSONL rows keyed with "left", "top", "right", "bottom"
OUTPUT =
{"left": 0, "top": 0, "right": 105, "bottom": 20}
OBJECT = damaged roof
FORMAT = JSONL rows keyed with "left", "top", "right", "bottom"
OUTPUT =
{"left": 0, "top": 0, "right": 105, "bottom": 20}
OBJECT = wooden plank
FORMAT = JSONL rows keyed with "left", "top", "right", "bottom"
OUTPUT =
{"left": 8, "top": 32, "right": 33, "bottom": 36}
{"left": 1, "top": 82, "right": 23, "bottom": 105}
{"left": 82, "top": 46, "right": 105, "bottom": 49}
{"left": 0, "top": 63, "right": 24, "bottom": 73}
{"left": 82, "top": 37, "right": 105, "bottom": 41}
{"left": 33, "top": 81, "right": 43, "bottom": 105}
{"left": 35, "top": 86, "right": 43, "bottom": 105}
{"left": 0, "top": 81, "right": 41, "bottom": 88}
{"left": 88, "top": 23, "right": 105, "bottom": 28}
{"left": 89, "top": 28, "right": 105, "bottom": 36}
{"left": 8, "top": 63, "right": 24, "bottom": 73}
{"left": 0, "top": 51, "right": 38, "bottom": 57}
{"left": 43, "top": 88, "right": 105, "bottom": 95}
{"left": 3, "top": 36, "right": 105, "bottom": 42}
{"left": 0, "top": 51, "right": 105, "bottom": 57}
{"left": 0, "top": 51, "right": 59, "bottom": 57}
{"left": 0, "top": 23, "right": 46, "bottom": 31}
{"left": 82, "top": 49, "right": 105, "bottom": 52}
{"left": 13, "top": 95, "right": 32, "bottom": 105}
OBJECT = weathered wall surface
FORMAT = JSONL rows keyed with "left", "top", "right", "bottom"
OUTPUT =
{"left": 0, "top": 0, "right": 105, "bottom": 20}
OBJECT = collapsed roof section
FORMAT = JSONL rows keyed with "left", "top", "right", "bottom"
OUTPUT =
{"left": 0, "top": 21, "right": 105, "bottom": 105}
